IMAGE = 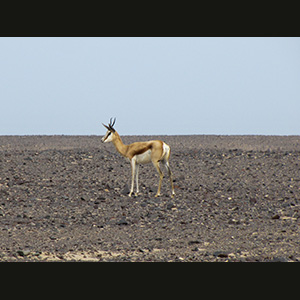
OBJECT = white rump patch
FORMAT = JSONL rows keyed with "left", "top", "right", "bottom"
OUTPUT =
{"left": 162, "top": 142, "right": 170, "bottom": 160}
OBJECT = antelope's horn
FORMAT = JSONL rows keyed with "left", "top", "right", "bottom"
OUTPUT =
{"left": 102, "top": 123, "right": 110, "bottom": 131}
{"left": 110, "top": 117, "right": 116, "bottom": 128}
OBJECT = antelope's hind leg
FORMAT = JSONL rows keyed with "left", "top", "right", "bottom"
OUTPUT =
{"left": 165, "top": 161, "right": 175, "bottom": 198}
{"left": 153, "top": 161, "right": 163, "bottom": 197}
{"left": 163, "top": 160, "right": 175, "bottom": 198}
{"left": 135, "top": 164, "right": 139, "bottom": 196}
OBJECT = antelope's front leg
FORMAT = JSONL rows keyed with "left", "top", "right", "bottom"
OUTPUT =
{"left": 129, "top": 158, "right": 136, "bottom": 197}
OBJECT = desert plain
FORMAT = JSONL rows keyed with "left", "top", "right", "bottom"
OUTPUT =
{"left": 1, "top": 135, "right": 300, "bottom": 261}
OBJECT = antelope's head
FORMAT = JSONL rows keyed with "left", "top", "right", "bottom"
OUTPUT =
{"left": 101, "top": 117, "right": 116, "bottom": 143}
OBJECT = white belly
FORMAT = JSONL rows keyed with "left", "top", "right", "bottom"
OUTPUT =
{"left": 135, "top": 149, "right": 152, "bottom": 164}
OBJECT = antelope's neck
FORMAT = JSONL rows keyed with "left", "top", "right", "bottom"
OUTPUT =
{"left": 112, "top": 132, "right": 128, "bottom": 157}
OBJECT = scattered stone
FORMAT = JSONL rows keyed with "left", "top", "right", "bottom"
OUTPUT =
{"left": 281, "top": 216, "right": 297, "bottom": 221}
{"left": 272, "top": 214, "right": 280, "bottom": 220}
{"left": 229, "top": 206, "right": 239, "bottom": 211}
{"left": 17, "top": 250, "right": 31, "bottom": 257}
{"left": 166, "top": 202, "right": 175, "bottom": 210}
{"left": 116, "top": 217, "right": 128, "bottom": 225}
{"left": 228, "top": 218, "right": 240, "bottom": 225}
{"left": 267, "top": 257, "right": 289, "bottom": 262}
{"left": 213, "top": 251, "right": 229, "bottom": 258}
{"left": 188, "top": 240, "right": 201, "bottom": 245}
{"left": 121, "top": 184, "right": 130, "bottom": 196}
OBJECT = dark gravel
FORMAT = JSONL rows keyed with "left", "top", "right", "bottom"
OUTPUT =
{"left": 1, "top": 135, "right": 300, "bottom": 261}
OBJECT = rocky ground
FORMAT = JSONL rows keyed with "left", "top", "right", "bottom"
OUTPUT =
{"left": 1, "top": 135, "right": 300, "bottom": 262}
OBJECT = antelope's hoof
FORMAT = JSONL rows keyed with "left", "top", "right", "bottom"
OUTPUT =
{"left": 155, "top": 194, "right": 161, "bottom": 198}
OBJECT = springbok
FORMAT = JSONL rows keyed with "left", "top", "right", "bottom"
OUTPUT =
{"left": 101, "top": 118, "right": 175, "bottom": 198}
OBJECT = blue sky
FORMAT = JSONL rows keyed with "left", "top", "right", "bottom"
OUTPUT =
{"left": 0, "top": 37, "right": 299, "bottom": 135}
